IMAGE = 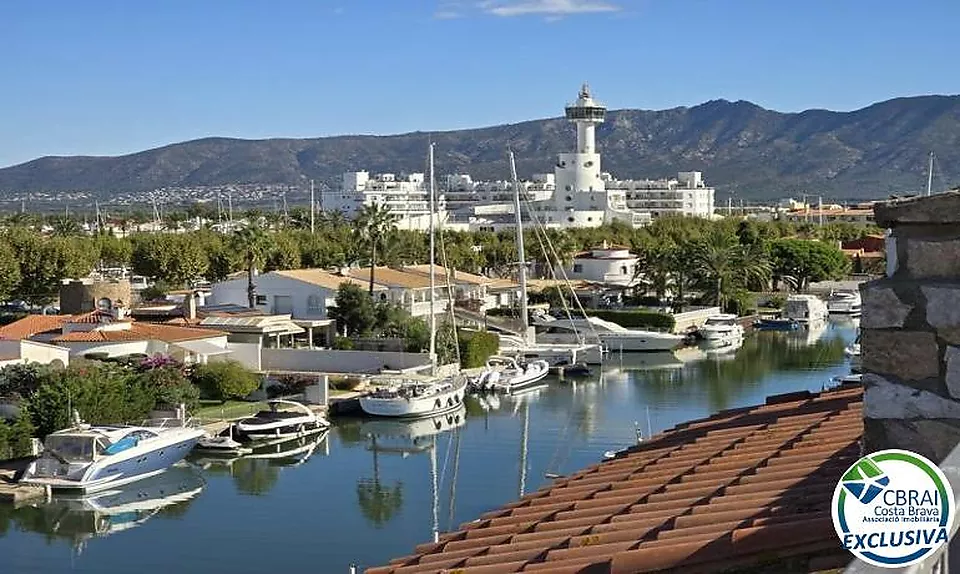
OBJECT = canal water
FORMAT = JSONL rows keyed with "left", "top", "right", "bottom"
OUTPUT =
{"left": 0, "top": 318, "right": 858, "bottom": 573}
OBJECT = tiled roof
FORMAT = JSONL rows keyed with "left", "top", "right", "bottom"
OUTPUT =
{"left": 368, "top": 385, "right": 863, "bottom": 574}
{"left": 0, "top": 315, "right": 72, "bottom": 340}
{"left": 346, "top": 267, "right": 439, "bottom": 289}
{"left": 70, "top": 309, "right": 128, "bottom": 324}
{"left": 51, "top": 323, "right": 227, "bottom": 343}
{"left": 273, "top": 269, "right": 386, "bottom": 292}
{"left": 403, "top": 265, "right": 491, "bottom": 286}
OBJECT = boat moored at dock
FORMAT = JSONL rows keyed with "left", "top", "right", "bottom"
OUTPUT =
{"left": 235, "top": 399, "right": 330, "bottom": 441}
{"left": 826, "top": 290, "right": 862, "bottom": 314}
{"left": 21, "top": 418, "right": 205, "bottom": 493}
{"left": 471, "top": 355, "right": 550, "bottom": 394}
{"left": 359, "top": 376, "right": 468, "bottom": 418}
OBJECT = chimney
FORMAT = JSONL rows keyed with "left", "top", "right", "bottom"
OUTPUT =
{"left": 112, "top": 300, "right": 127, "bottom": 320}
{"left": 186, "top": 291, "right": 198, "bottom": 320}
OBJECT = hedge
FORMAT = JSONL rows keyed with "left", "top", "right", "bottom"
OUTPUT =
{"left": 458, "top": 330, "right": 500, "bottom": 369}
{"left": 587, "top": 309, "right": 676, "bottom": 332}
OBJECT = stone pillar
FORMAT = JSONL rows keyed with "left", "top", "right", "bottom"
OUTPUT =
{"left": 861, "top": 191, "right": 960, "bottom": 462}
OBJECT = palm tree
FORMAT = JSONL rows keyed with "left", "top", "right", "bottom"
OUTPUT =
{"left": 692, "top": 228, "right": 771, "bottom": 309}
{"left": 354, "top": 203, "right": 397, "bottom": 296}
{"left": 231, "top": 224, "right": 270, "bottom": 308}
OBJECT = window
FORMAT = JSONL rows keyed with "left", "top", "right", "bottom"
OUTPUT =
{"left": 565, "top": 195, "right": 573, "bottom": 202}
{"left": 255, "top": 295, "right": 268, "bottom": 306}
{"left": 565, "top": 185, "right": 572, "bottom": 192}
{"left": 573, "top": 264, "right": 584, "bottom": 273}
{"left": 307, "top": 294, "right": 323, "bottom": 314}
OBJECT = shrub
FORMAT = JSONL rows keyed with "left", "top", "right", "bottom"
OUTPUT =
{"left": 333, "top": 336, "right": 355, "bottom": 350}
{"left": 763, "top": 294, "right": 786, "bottom": 309}
{"left": 330, "top": 376, "right": 363, "bottom": 391}
{"left": 458, "top": 330, "right": 500, "bottom": 369}
{"left": 25, "top": 362, "right": 157, "bottom": 437}
{"left": 191, "top": 360, "right": 261, "bottom": 402}
{"left": 1, "top": 412, "right": 36, "bottom": 459}
{"left": 268, "top": 374, "right": 315, "bottom": 398}
{"left": 138, "top": 367, "right": 200, "bottom": 411}
{"left": 0, "top": 363, "right": 56, "bottom": 402}
{"left": 587, "top": 309, "right": 676, "bottom": 332}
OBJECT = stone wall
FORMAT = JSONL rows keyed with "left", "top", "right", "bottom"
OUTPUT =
{"left": 861, "top": 191, "right": 960, "bottom": 462}
{"left": 59, "top": 278, "right": 132, "bottom": 315}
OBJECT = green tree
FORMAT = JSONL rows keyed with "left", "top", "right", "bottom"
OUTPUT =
{"left": 191, "top": 360, "right": 261, "bottom": 402}
{"left": 231, "top": 224, "right": 270, "bottom": 308}
{"left": 137, "top": 366, "right": 200, "bottom": 412}
{"left": 692, "top": 227, "right": 771, "bottom": 309}
{"left": 328, "top": 283, "right": 376, "bottom": 336}
{"left": 264, "top": 231, "right": 302, "bottom": 271}
{"left": 5, "top": 230, "right": 97, "bottom": 304}
{"left": 0, "top": 240, "right": 22, "bottom": 302}
{"left": 354, "top": 203, "right": 397, "bottom": 296}
{"left": 94, "top": 234, "right": 133, "bottom": 269}
{"left": 770, "top": 238, "right": 850, "bottom": 291}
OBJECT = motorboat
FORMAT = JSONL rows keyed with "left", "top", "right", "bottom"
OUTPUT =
{"left": 532, "top": 314, "right": 685, "bottom": 352}
{"left": 359, "top": 376, "right": 468, "bottom": 418}
{"left": 826, "top": 290, "right": 862, "bottom": 315}
{"left": 783, "top": 294, "right": 830, "bottom": 326}
{"left": 21, "top": 417, "right": 205, "bottom": 493}
{"left": 235, "top": 399, "right": 330, "bottom": 440}
{"left": 470, "top": 355, "right": 550, "bottom": 394}
{"left": 195, "top": 424, "right": 252, "bottom": 456}
{"left": 698, "top": 314, "right": 745, "bottom": 345}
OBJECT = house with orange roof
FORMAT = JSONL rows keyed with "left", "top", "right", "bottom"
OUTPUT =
{"left": 2, "top": 308, "right": 231, "bottom": 364}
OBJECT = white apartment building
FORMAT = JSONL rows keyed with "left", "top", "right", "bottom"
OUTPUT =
{"left": 325, "top": 171, "right": 446, "bottom": 231}
{"left": 330, "top": 85, "right": 716, "bottom": 230}
{"left": 605, "top": 171, "right": 715, "bottom": 218}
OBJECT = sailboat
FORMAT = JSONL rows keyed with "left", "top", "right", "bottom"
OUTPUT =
{"left": 359, "top": 143, "right": 468, "bottom": 418}
{"left": 482, "top": 149, "right": 604, "bottom": 371}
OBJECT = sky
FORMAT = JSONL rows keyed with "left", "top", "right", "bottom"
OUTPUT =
{"left": 1, "top": 0, "right": 958, "bottom": 168}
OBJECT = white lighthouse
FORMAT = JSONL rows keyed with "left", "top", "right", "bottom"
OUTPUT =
{"left": 550, "top": 83, "right": 610, "bottom": 226}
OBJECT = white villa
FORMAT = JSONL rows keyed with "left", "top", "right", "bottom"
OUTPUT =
{"left": 565, "top": 243, "right": 639, "bottom": 287}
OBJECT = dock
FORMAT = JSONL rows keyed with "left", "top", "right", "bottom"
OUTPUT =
{"left": 0, "top": 458, "right": 47, "bottom": 506}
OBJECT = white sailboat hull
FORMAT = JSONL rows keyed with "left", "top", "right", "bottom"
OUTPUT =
{"left": 360, "top": 383, "right": 467, "bottom": 418}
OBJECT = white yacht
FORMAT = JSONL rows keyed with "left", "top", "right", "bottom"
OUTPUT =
{"left": 698, "top": 314, "right": 745, "bottom": 346}
{"left": 533, "top": 314, "right": 685, "bottom": 352}
{"left": 235, "top": 400, "right": 330, "bottom": 441}
{"left": 826, "top": 291, "right": 862, "bottom": 314}
{"left": 22, "top": 418, "right": 205, "bottom": 493}
{"left": 470, "top": 355, "right": 550, "bottom": 395}
{"left": 783, "top": 294, "right": 830, "bottom": 326}
{"left": 359, "top": 376, "right": 468, "bottom": 418}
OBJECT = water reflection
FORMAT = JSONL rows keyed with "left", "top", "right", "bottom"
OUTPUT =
{"left": 191, "top": 430, "right": 330, "bottom": 496}
{"left": 0, "top": 464, "right": 204, "bottom": 553}
{"left": 349, "top": 407, "right": 467, "bottom": 531}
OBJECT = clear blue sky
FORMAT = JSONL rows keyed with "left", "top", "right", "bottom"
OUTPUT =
{"left": 2, "top": 0, "right": 958, "bottom": 168}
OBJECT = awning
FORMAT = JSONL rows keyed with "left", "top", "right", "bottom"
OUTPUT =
{"left": 171, "top": 340, "right": 232, "bottom": 356}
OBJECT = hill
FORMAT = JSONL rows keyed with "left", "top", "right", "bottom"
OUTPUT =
{"left": 2, "top": 95, "right": 959, "bottom": 201}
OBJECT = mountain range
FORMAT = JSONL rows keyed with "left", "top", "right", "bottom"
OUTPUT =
{"left": 1, "top": 95, "right": 959, "bottom": 201}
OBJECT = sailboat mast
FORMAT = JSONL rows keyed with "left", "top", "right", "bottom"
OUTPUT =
{"left": 429, "top": 143, "right": 437, "bottom": 372}
{"left": 518, "top": 400, "right": 529, "bottom": 498}
{"left": 430, "top": 438, "right": 439, "bottom": 543}
{"left": 508, "top": 150, "right": 530, "bottom": 343}
{"left": 927, "top": 151, "right": 935, "bottom": 196}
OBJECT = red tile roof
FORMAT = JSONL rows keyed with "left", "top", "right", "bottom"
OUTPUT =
{"left": 368, "top": 385, "right": 863, "bottom": 574}
{"left": 69, "top": 309, "right": 125, "bottom": 324}
{"left": 51, "top": 322, "right": 226, "bottom": 343}
{"left": 0, "top": 315, "right": 72, "bottom": 340}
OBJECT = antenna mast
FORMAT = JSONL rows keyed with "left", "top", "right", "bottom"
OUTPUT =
{"left": 927, "top": 151, "right": 935, "bottom": 196}
{"left": 310, "top": 179, "right": 316, "bottom": 233}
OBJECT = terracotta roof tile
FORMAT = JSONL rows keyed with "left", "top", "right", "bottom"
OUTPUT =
{"left": 0, "top": 314, "right": 72, "bottom": 339}
{"left": 51, "top": 322, "right": 227, "bottom": 343}
{"left": 368, "top": 385, "right": 862, "bottom": 573}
